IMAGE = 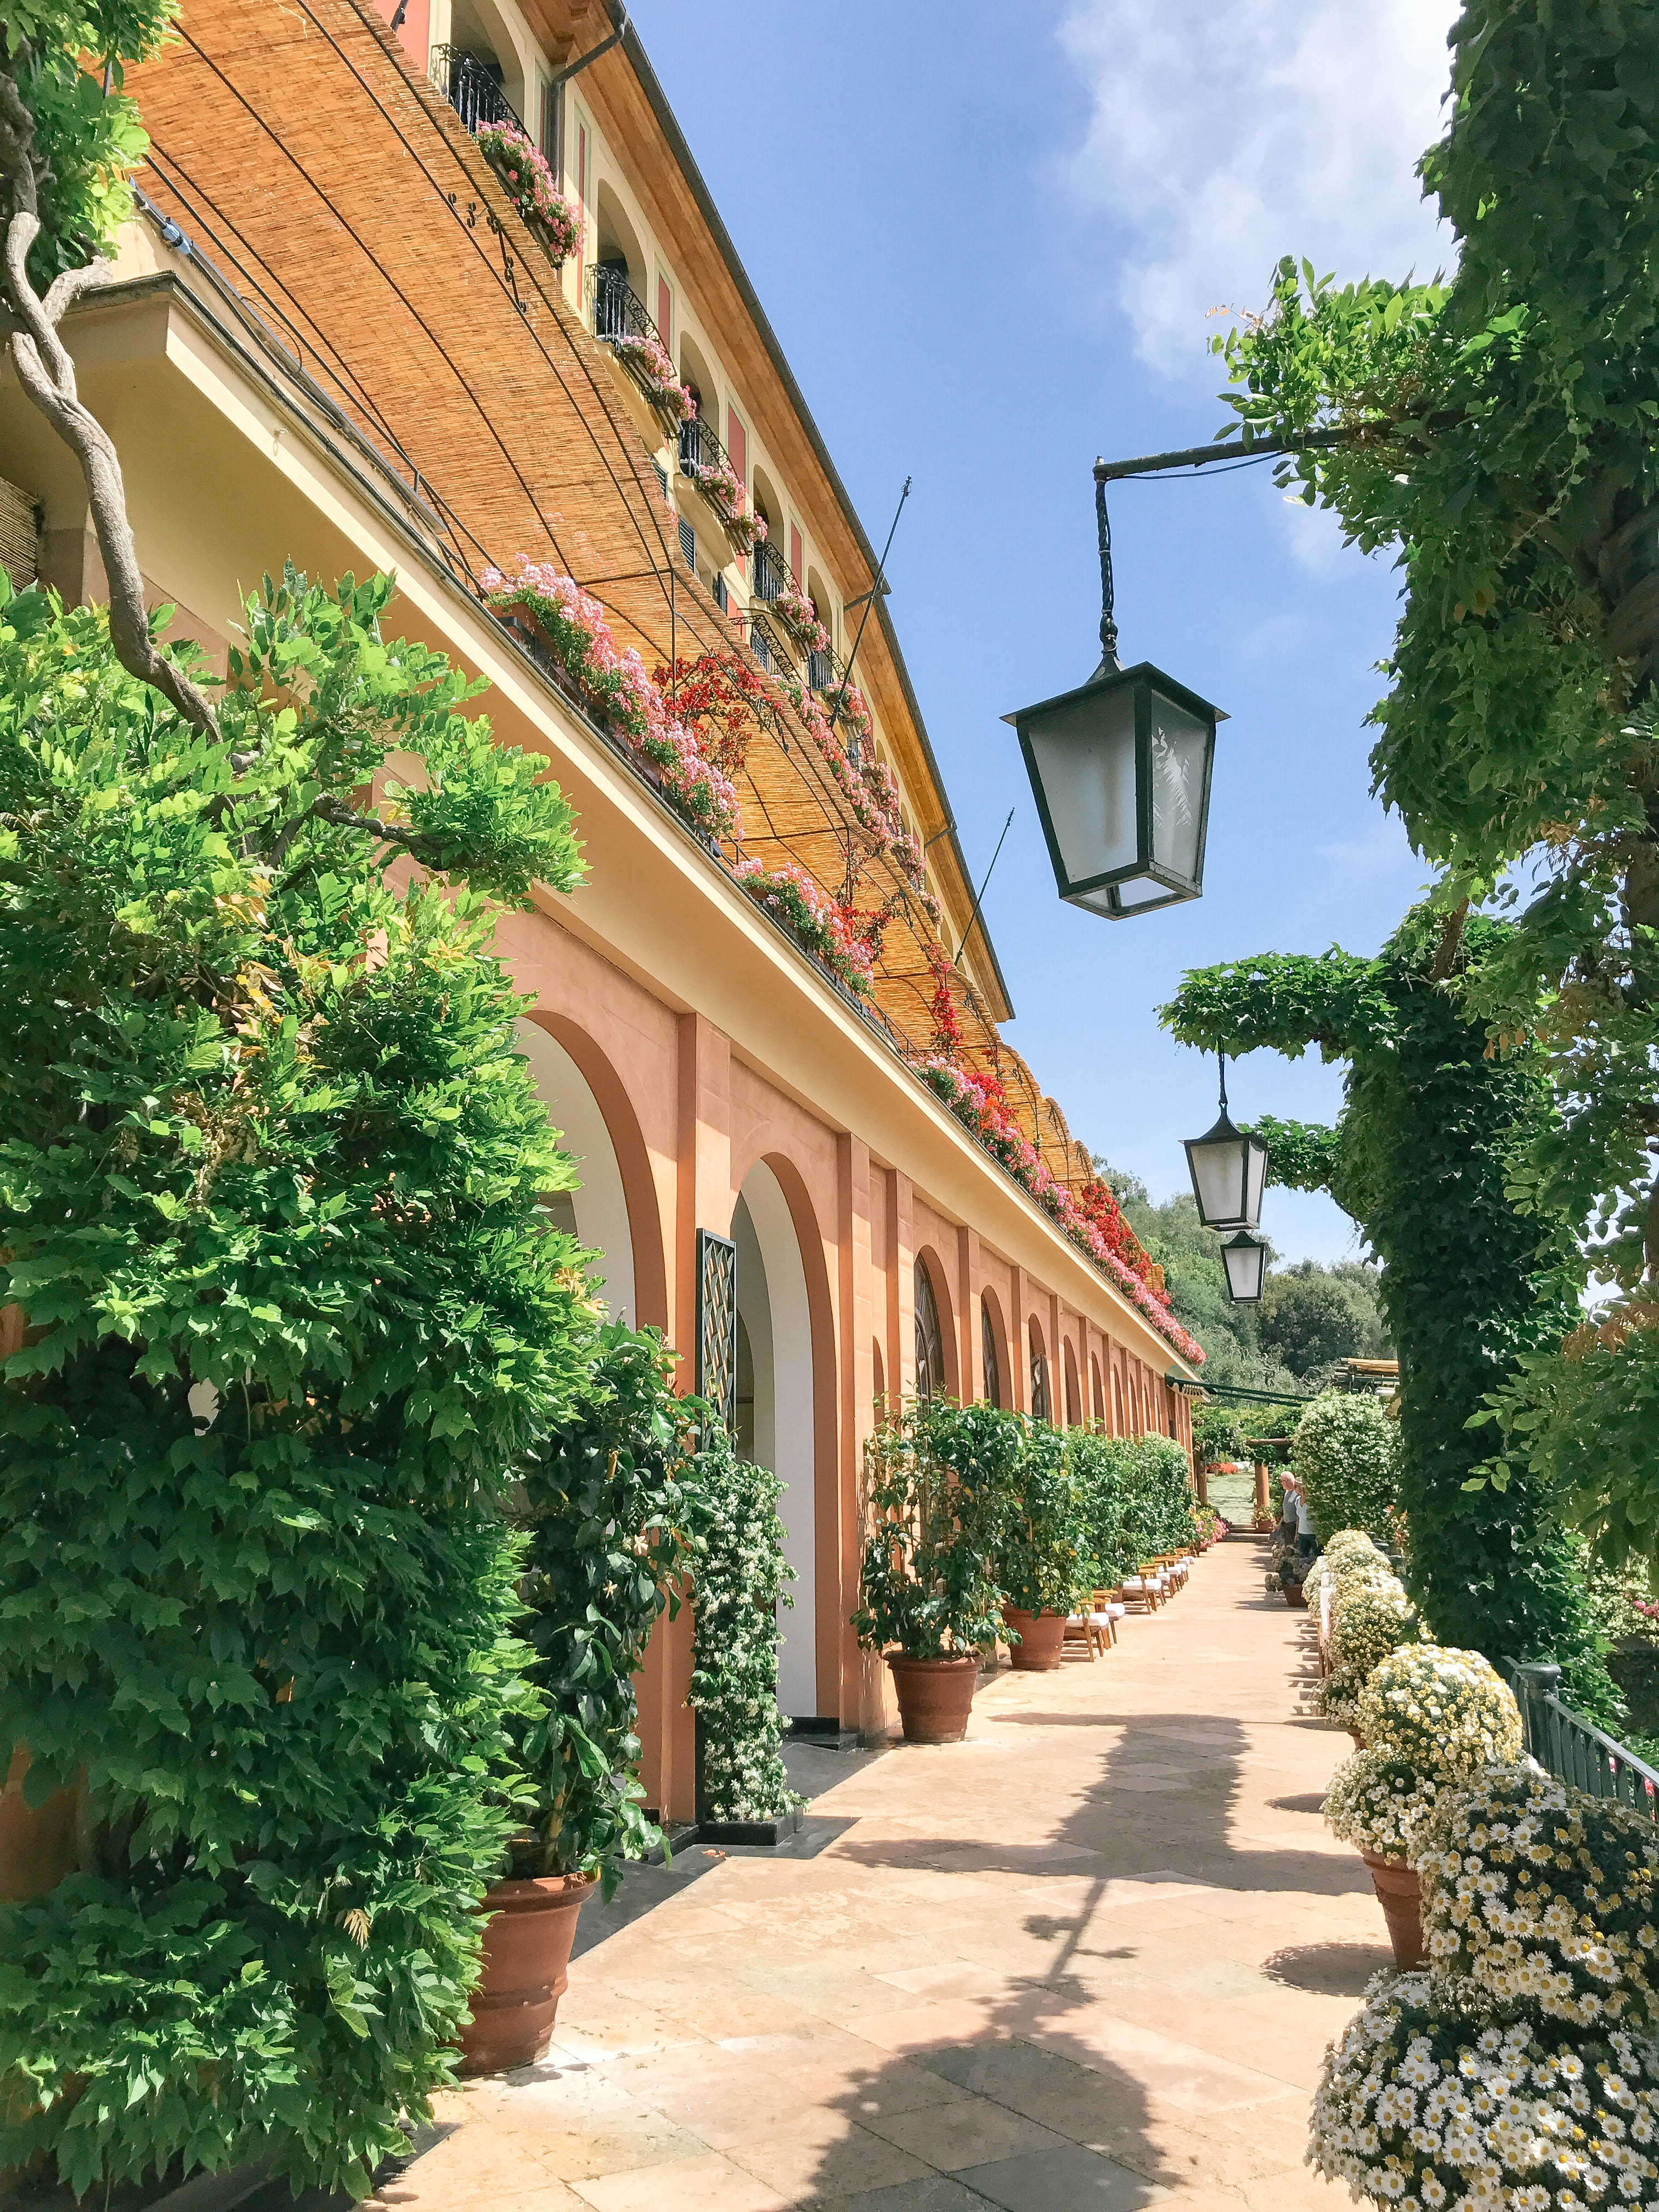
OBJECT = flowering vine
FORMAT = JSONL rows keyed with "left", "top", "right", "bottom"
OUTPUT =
{"left": 483, "top": 558, "right": 742, "bottom": 845}
{"left": 473, "top": 121, "right": 579, "bottom": 263}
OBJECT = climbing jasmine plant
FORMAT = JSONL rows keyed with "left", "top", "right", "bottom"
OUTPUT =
{"left": 684, "top": 1424, "right": 800, "bottom": 1824}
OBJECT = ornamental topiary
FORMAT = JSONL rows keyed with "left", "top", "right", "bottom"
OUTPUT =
{"left": 1358, "top": 1646, "right": 1524, "bottom": 1779}
{"left": 684, "top": 1422, "right": 799, "bottom": 1825}
{"left": 0, "top": 568, "right": 589, "bottom": 2199}
{"left": 1291, "top": 1390, "right": 1399, "bottom": 1547}
{"left": 1415, "top": 1768, "right": 1659, "bottom": 2032}
{"left": 513, "top": 1324, "right": 693, "bottom": 1892}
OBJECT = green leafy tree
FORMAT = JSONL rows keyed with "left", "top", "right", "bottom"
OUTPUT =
{"left": 0, "top": 565, "right": 589, "bottom": 2197}
{"left": 851, "top": 1399, "right": 1014, "bottom": 1660}
{"left": 1192, "top": 1402, "right": 1248, "bottom": 1468}
{"left": 1291, "top": 1391, "right": 1400, "bottom": 1547}
{"left": 1260, "top": 1262, "right": 1387, "bottom": 1380}
{"left": 1181, "top": 3, "right": 1659, "bottom": 1560}
{"left": 1164, "top": 910, "right": 1615, "bottom": 1720}
{"left": 995, "top": 1420, "right": 1088, "bottom": 1618}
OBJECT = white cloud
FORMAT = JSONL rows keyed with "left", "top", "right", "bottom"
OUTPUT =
{"left": 1057, "top": 0, "right": 1459, "bottom": 377}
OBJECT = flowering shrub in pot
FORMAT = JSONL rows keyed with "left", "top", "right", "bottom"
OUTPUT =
{"left": 1290, "top": 1389, "right": 1400, "bottom": 1547}
{"left": 483, "top": 558, "right": 742, "bottom": 845}
{"left": 996, "top": 1421, "right": 1088, "bottom": 1670}
{"left": 1415, "top": 1767, "right": 1659, "bottom": 2028}
{"left": 736, "top": 857, "right": 875, "bottom": 997}
{"left": 851, "top": 1401, "right": 1012, "bottom": 1742}
{"left": 1324, "top": 1748, "right": 1447, "bottom": 1965}
{"left": 473, "top": 121, "right": 579, "bottom": 263}
{"left": 1358, "top": 1644, "right": 1524, "bottom": 1779}
{"left": 1318, "top": 1577, "right": 1423, "bottom": 1727}
{"left": 1311, "top": 1970, "right": 1659, "bottom": 2208}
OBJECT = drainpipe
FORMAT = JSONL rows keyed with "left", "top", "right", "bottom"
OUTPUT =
{"left": 545, "top": 5, "right": 629, "bottom": 184}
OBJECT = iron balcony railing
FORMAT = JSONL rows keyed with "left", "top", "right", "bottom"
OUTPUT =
{"left": 679, "top": 408, "right": 732, "bottom": 484}
{"left": 1506, "top": 1660, "right": 1659, "bottom": 1823}
{"left": 752, "top": 536, "right": 790, "bottom": 606}
{"left": 807, "top": 647, "right": 836, "bottom": 693}
{"left": 430, "top": 45, "right": 521, "bottom": 135}
{"left": 589, "top": 262, "right": 657, "bottom": 348}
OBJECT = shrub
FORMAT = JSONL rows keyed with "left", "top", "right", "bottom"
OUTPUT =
{"left": 1318, "top": 1576, "right": 1423, "bottom": 1724}
{"left": 1291, "top": 1390, "right": 1400, "bottom": 1545}
{"left": 1121, "top": 1434, "right": 1198, "bottom": 1561}
{"left": 514, "top": 1324, "right": 691, "bottom": 1892}
{"left": 685, "top": 1424, "right": 799, "bottom": 1824}
{"left": 850, "top": 1401, "right": 1009, "bottom": 1659}
{"left": 1069, "top": 1431, "right": 1136, "bottom": 1589}
{"left": 1358, "top": 1645, "right": 1523, "bottom": 1777}
{"left": 997, "top": 1421, "right": 1089, "bottom": 1617}
{"left": 1416, "top": 1767, "right": 1659, "bottom": 2032}
{"left": 0, "top": 573, "right": 588, "bottom": 2198}
{"left": 1323, "top": 1748, "right": 1448, "bottom": 1863}
{"left": 1311, "top": 1970, "right": 1659, "bottom": 2209}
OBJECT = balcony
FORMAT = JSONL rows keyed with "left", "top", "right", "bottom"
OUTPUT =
{"left": 587, "top": 266, "right": 693, "bottom": 433}
{"left": 431, "top": 45, "right": 521, "bottom": 134}
{"left": 752, "top": 535, "right": 789, "bottom": 606}
{"left": 678, "top": 409, "right": 731, "bottom": 483}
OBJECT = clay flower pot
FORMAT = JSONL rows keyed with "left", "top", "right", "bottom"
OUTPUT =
{"left": 459, "top": 1871, "right": 595, "bottom": 2076}
{"left": 1002, "top": 1605, "right": 1067, "bottom": 1671}
{"left": 887, "top": 1653, "right": 977, "bottom": 1743}
{"left": 1349, "top": 1730, "right": 1367, "bottom": 1750}
{"left": 1361, "top": 1850, "right": 1425, "bottom": 1970}
{"left": 1283, "top": 1582, "right": 1308, "bottom": 1609}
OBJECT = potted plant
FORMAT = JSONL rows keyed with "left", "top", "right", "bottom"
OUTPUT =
{"left": 1326, "top": 1643, "right": 1524, "bottom": 1974}
{"left": 1317, "top": 1573, "right": 1422, "bottom": 1735}
{"left": 1275, "top": 1542, "right": 1309, "bottom": 1606}
{"left": 1322, "top": 1749, "right": 1445, "bottom": 1966}
{"left": 1312, "top": 1769, "right": 1659, "bottom": 2207}
{"left": 851, "top": 1400, "right": 1011, "bottom": 1742}
{"left": 997, "top": 1422, "right": 1088, "bottom": 1671}
{"left": 464, "top": 1325, "right": 692, "bottom": 2075}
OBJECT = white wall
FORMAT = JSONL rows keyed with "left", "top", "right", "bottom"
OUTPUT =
{"left": 732, "top": 1166, "right": 818, "bottom": 1717}
{"left": 515, "top": 1017, "right": 636, "bottom": 1325}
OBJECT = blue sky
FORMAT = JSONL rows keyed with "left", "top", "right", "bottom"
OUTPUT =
{"left": 625, "top": 0, "right": 1458, "bottom": 1263}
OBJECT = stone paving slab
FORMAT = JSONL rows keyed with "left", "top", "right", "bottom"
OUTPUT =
{"left": 369, "top": 1538, "right": 1376, "bottom": 2209}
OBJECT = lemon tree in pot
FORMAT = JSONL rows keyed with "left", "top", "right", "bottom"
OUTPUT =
{"left": 464, "top": 1325, "right": 693, "bottom": 2076}
{"left": 851, "top": 1401, "right": 1009, "bottom": 1742}
{"left": 997, "top": 1422, "right": 1088, "bottom": 1671}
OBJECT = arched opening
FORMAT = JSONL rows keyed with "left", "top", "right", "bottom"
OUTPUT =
{"left": 1029, "top": 1316, "right": 1051, "bottom": 1424}
{"left": 1091, "top": 1354, "right": 1106, "bottom": 1427}
{"left": 980, "top": 1293, "right": 1004, "bottom": 1409}
{"left": 593, "top": 180, "right": 646, "bottom": 306}
{"left": 444, "top": 0, "right": 528, "bottom": 124}
{"left": 872, "top": 1336, "right": 885, "bottom": 1421}
{"left": 1113, "top": 1367, "right": 1126, "bottom": 1435}
{"left": 732, "top": 1161, "right": 819, "bottom": 1718}
{"left": 514, "top": 1017, "right": 636, "bottom": 1324}
{"left": 914, "top": 1256, "right": 947, "bottom": 1401}
{"left": 805, "top": 563, "right": 834, "bottom": 641}
{"left": 1063, "top": 1340, "right": 1081, "bottom": 1429}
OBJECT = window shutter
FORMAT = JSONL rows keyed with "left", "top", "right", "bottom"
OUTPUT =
{"left": 726, "top": 409, "right": 746, "bottom": 486}
{"left": 789, "top": 524, "right": 803, "bottom": 586}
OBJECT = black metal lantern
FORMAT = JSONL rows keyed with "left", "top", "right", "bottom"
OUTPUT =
{"left": 1220, "top": 1230, "right": 1267, "bottom": 1304}
{"left": 1003, "top": 467, "right": 1224, "bottom": 919}
{"left": 1183, "top": 1052, "right": 1268, "bottom": 1232}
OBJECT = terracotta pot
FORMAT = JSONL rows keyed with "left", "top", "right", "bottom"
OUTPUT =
{"left": 1349, "top": 1730, "right": 1367, "bottom": 1750}
{"left": 887, "top": 1654, "right": 977, "bottom": 1743}
{"left": 1283, "top": 1582, "right": 1308, "bottom": 1609}
{"left": 1361, "top": 1850, "right": 1424, "bottom": 1970}
{"left": 1003, "top": 1605, "right": 1067, "bottom": 1671}
{"left": 459, "top": 1871, "right": 594, "bottom": 2076}
{"left": 0, "top": 1748, "right": 77, "bottom": 1902}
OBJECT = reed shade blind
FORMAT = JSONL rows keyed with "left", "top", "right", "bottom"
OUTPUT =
{"left": 0, "top": 476, "right": 38, "bottom": 591}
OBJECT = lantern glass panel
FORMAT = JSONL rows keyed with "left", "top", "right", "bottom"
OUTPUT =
{"left": 1222, "top": 1232, "right": 1266, "bottom": 1303}
{"left": 1022, "top": 681, "right": 1139, "bottom": 891}
{"left": 1148, "top": 692, "right": 1210, "bottom": 884}
{"left": 1185, "top": 1113, "right": 1255, "bottom": 1229}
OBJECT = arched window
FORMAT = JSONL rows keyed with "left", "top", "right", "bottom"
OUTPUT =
{"left": 872, "top": 1336, "right": 885, "bottom": 1419}
{"left": 915, "top": 1260, "right": 947, "bottom": 1401}
{"left": 1029, "top": 1317, "right": 1051, "bottom": 1423}
{"left": 1064, "top": 1343, "right": 1081, "bottom": 1428}
{"left": 1091, "top": 1355, "right": 1105, "bottom": 1427}
{"left": 1113, "top": 1368, "right": 1125, "bottom": 1434}
{"left": 981, "top": 1295, "right": 1001, "bottom": 1408}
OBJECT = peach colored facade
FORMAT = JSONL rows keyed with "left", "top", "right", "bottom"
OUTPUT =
{"left": 0, "top": 0, "right": 1201, "bottom": 1825}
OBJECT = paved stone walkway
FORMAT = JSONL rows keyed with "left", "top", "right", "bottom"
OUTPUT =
{"left": 377, "top": 1537, "right": 1382, "bottom": 2211}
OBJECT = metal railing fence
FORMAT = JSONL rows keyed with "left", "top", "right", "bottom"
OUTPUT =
{"left": 1505, "top": 1660, "right": 1659, "bottom": 1823}
{"left": 431, "top": 46, "right": 521, "bottom": 135}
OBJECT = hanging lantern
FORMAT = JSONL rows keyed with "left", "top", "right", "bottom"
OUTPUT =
{"left": 1221, "top": 1231, "right": 1267, "bottom": 1304}
{"left": 1003, "top": 467, "right": 1224, "bottom": 919}
{"left": 1183, "top": 1052, "right": 1268, "bottom": 1231}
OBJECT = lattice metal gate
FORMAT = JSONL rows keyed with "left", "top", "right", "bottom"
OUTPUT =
{"left": 695, "top": 1227, "right": 737, "bottom": 1436}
